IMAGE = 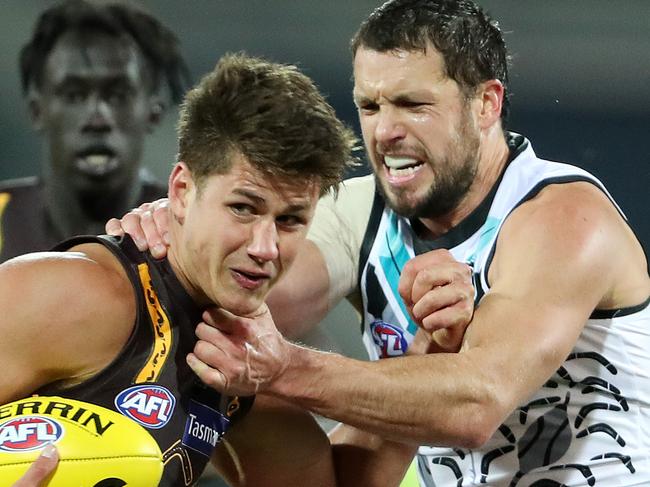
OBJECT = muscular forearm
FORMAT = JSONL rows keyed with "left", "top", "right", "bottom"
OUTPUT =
{"left": 267, "top": 343, "right": 504, "bottom": 446}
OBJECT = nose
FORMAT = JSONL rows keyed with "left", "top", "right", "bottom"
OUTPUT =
{"left": 374, "top": 106, "right": 406, "bottom": 145}
{"left": 247, "top": 220, "right": 279, "bottom": 263}
{"left": 82, "top": 94, "right": 112, "bottom": 133}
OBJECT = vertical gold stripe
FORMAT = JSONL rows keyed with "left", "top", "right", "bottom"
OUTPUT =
{"left": 0, "top": 193, "right": 12, "bottom": 256}
{"left": 136, "top": 262, "right": 173, "bottom": 383}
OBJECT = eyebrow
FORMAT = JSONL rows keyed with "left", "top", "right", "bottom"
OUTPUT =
{"left": 232, "top": 188, "right": 312, "bottom": 213}
{"left": 54, "top": 74, "right": 135, "bottom": 88}
{"left": 352, "top": 93, "right": 372, "bottom": 105}
{"left": 353, "top": 91, "right": 434, "bottom": 105}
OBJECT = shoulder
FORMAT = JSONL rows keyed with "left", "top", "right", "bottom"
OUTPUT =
{"left": 0, "top": 176, "right": 40, "bottom": 194}
{"left": 504, "top": 181, "right": 624, "bottom": 253}
{"left": 493, "top": 181, "right": 648, "bottom": 305}
{"left": 2, "top": 243, "right": 130, "bottom": 300}
{"left": 312, "top": 174, "right": 376, "bottom": 235}
{"left": 317, "top": 174, "right": 375, "bottom": 211}
{"left": 0, "top": 245, "right": 136, "bottom": 388}
{"left": 308, "top": 175, "right": 376, "bottom": 300}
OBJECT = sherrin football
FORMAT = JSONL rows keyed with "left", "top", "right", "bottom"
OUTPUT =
{"left": 0, "top": 396, "right": 163, "bottom": 486}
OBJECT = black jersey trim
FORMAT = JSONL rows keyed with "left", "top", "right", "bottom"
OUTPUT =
{"left": 480, "top": 176, "right": 645, "bottom": 320}
{"left": 482, "top": 175, "right": 614, "bottom": 288}
{"left": 358, "top": 189, "right": 386, "bottom": 333}
{"left": 590, "top": 296, "right": 650, "bottom": 319}
{"left": 412, "top": 133, "right": 528, "bottom": 255}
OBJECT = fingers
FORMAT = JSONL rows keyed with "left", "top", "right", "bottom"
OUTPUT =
{"left": 103, "top": 199, "right": 171, "bottom": 258}
{"left": 410, "top": 270, "right": 473, "bottom": 328}
{"left": 12, "top": 444, "right": 58, "bottom": 487}
{"left": 187, "top": 352, "right": 229, "bottom": 392}
{"left": 419, "top": 300, "right": 474, "bottom": 333}
{"left": 406, "top": 328, "right": 434, "bottom": 356}
{"left": 398, "top": 249, "right": 457, "bottom": 306}
{"left": 202, "top": 307, "right": 242, "bottom": 334}
{"left": 188, "top": 308, "right": 289, "bottom": 396}
{"left": 105, "top": 217, "right": 125, "bottom": 237}
{"left": 413, "top": 261, "right": 471, "bottom": 303}
{"left": 397, "top": 250, "right": 475, "bottom": 353}
{"left": 149, "top": 199, "right": 172, "bottom": 254}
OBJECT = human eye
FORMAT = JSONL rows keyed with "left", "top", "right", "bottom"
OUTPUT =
{"left": 58, "top": 85, "right": 87, "bottom": 104}
{"left": 276, "top": 213, "right": 307, "bottom": 230}
{"left": 399, "top": 100, "right": 427, "bottom": 110}
{"left": 105, "top": 84, "right": 134, "bottom": 105}
{"left": 106, "top": 89, "right": 128, "bottom": 105}
{"left": 229, "top": 203, "right": 255, "bottom": 217}
{"left": 357, "top": 101, "right": 379, "bottom": 115}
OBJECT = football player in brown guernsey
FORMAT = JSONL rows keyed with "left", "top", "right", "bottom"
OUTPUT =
{"left": 1, "top": 53, "right": 476, "bottom": 486}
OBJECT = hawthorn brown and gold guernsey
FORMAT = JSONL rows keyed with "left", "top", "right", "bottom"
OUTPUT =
{"left": 0, "top": 177, "right": 166, "bottom": 263}
{"left": 35, "top": 234, "right": 254, "bottom": 487}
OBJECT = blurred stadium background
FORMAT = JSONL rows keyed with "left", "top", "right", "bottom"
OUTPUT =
{"left": 1, "top": 1, "right": 648, "bottom": 485}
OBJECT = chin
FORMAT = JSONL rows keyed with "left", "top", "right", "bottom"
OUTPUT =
{"left": 222, "top": 297, "right": 264, "bottom": 317}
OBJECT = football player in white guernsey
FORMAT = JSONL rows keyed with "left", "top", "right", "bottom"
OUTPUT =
{"left": 109, "top": 1, "right": 650, "bottom": 485}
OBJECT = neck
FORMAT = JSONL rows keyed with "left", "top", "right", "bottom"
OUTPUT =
{"left": 416, "top": 128, "right": 510, "bottom": 238}
{"left": 43, "top": 176, "right": 142, "bottom": 238}
{"left": 165, "top": 230, "right": 211, "bottom": 309}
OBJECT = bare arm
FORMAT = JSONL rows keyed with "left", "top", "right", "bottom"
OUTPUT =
{"left": 0, "top": 245, "right": 135, "bottom": 404}
{"left": 187, "top": 183, "right": 649, "bottom": 446}
{"left": 211, "top": 394, "right": 414, "bottom": 487}
{"left": 326, "top": 329, "right": 432, "bottom": 485}
{"left": 210, "top": 395, "right": 337, "bottom": 487}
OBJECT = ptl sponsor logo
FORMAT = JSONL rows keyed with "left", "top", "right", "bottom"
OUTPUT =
{"left": 115, "top": 385, "right": 176, "bottom": 429}
{"left": 0, "top": 416, "right": 63, "bottom": 452}
{"left": 370, "top": 320, "right": 408, "bottom": 358}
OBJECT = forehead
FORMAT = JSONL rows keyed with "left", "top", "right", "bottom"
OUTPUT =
{"left": 203, "top": 155, "right": 320, "bottom": 208}
{"left": 42, "top": 30, "right": 147, "bottom": 88}
{"left": 353, "top": 45, "right": 449, "bottom": 96}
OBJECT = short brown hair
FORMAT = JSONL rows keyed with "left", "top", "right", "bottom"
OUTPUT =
{"left": 351, "top": 0, "right": 510, "bottom": 123}
{"left": 177, "top": 53, "right": 358, "bottom": 195}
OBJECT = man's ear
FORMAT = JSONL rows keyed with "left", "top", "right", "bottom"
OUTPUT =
{"left": 147, "top": 95, "right": 165, "bottom": 132}
{"left": 27, "top": 92, "right": 44, "bottom": 132}
{"left": 477, "top": 79, "right": 504, "bottom": 129}
{"left": 168, "top": 162, "right": 194, "bottom": 224}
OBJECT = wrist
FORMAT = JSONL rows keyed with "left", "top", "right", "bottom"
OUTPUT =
{"left": 266, "top": 342, "right": 330, "bottom": 408}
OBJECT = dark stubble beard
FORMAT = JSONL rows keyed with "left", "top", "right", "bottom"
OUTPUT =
{"left": 375, "top": 103, "right": 480, "bottom": 220}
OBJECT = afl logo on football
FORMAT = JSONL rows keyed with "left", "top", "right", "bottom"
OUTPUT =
{"left": 0, "top": 416, "right": 63, "bottom": 452}
{"left": 370, "top": 320, "right": 408, "bottom": 358}
{"left": 115, "top": 385, "right": 176, "bottom": 429}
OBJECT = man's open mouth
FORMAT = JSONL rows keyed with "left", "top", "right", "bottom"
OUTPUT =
{"left": 383, "top": 155, "right": 424, "bottom": 177}
{"left": 74, "top": 148, "right": 119, "bottom": 177}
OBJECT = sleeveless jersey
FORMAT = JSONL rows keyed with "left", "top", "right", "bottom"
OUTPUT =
{"left": 38, "top": 234, "right": 254, "bottom": 486}
{"left": 0, "top": 176, "right": 166, "bottom": 263}
{"left": 359, "top": 134, "right": 650, "bottom": 486}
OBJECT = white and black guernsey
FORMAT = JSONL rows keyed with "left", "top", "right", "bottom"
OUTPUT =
{"left": 358, "top": 134, "right": 650, "bottom": 486}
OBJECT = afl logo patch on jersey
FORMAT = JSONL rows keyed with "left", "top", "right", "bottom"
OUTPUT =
{"left": 370, "top": 320, "right": 408, "bottom": 358}
{"left": 115, "top": 385, "right": 176, "bottom": 429}
{"left": 0, "top": 416, "right": 63, "bottom": 452}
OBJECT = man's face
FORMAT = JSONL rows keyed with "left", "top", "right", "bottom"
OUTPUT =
{"left": 31, "top": 31, "right": 157, "bottom": 193}
{"left": 353, "top": 45, "right": 481, "bottom": 219}
{"left": 169, "top": 155, "right": 320, "bottom": 316}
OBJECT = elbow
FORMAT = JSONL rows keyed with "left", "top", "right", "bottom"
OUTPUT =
{"left": 456, "top": 416, "right": 498, "bottom": 450}
{"left": 450, "top": 393, "right": 509, "bottom": 449}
